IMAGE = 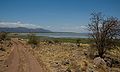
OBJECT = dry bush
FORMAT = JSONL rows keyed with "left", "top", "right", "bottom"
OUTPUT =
{"left": 88, "top": 12, "right": 120, "bottom": 57}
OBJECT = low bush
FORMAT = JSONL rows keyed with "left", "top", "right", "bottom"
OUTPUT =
{"left": 0, "top": 32, "right": 8, "bottom": 42}
{"left": 27, "top": 33, "right": 39, "bottom": 45}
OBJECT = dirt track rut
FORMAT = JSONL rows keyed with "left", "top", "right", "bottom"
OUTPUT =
{"left": 5, "top": 38, "right": 46, "bottom": 72}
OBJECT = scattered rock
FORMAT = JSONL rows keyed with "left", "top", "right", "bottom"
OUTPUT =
{"left": 31, "top": 44, "right": 36, "bottom": 49}
{"left": 48, "top": 40, "right": 54, "bottom": 44}
{"left": 76, "top": 44, "right": 80, "bottom": 47}
{"left": 62, "top": 60, "right": 70, "bottom": 66}
{"left": 104, "top": 57, "right": 112, "bottom": 67}
{"left": 93, "top": 57, "right": 106, "bottom": 67}
{"left": 104, "top": 57, "right": 120, "bottom": 68}
{"left": 84, "top": 51, "right": 88, "bottom": 56}
{"left": 0, "top": 48, "right": 5, "bottom": 51}
{"left": 51, "top": 62, "right": 60, "bottom": 68}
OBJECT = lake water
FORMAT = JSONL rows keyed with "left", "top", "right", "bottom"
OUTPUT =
{"left": 22, "top": 33, "right": 89, "bottom": 38}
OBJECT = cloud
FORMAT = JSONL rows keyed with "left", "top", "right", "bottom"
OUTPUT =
{"left": 44, "top": 24, "right": 88, "bottom": 33}
{"left": 59, "top": 25, "right": 88, "bottom": 33}
{"left": 0, "top": 21, "right": 41, "bottom": 29}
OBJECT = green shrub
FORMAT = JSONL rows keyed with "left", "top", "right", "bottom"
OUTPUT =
{"left": 0, "top": 32, "right": 8, "bottom": 42}
{"left": 27, "top": 33, "right": 39, "bottom": 45}
{"left": 76, "top": 39, "right": 81, "bottom": 47}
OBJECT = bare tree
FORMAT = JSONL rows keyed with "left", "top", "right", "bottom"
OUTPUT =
{"left": 88, "top": 12, "right": 120, "bottom": 57}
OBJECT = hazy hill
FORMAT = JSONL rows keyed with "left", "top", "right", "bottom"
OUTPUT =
{"left": 0, "top": 27, "right": 51, "bottom": 33}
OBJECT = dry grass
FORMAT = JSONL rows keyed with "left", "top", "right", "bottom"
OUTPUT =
{"left": 0, "top": 40, "right": 13, "bottom": 72}
{"left": 32, "top": 43, "right": 93, "bottom": 72}
{"left": 31, "top": 42, "right": 120, "bottom": 72}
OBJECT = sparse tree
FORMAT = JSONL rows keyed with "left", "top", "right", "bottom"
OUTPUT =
{"left": 88, "top": 12, "right": 120, "bottom": 57}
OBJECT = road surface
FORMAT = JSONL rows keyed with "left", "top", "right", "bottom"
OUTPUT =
{"left": 5, "top": 38, "right": 47, "bottom": 72}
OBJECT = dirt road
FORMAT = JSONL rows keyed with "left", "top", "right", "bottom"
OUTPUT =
{"left": 5, "top": 38, "right": 47, "bottom": 72}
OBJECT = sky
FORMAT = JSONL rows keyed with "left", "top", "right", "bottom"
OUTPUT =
{"left": 0, "top": 0, "right": 120, "bottom": 33}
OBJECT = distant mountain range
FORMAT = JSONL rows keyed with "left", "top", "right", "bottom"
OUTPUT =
{"left": 0, "top": 27, "right": 52, "bottom": 33}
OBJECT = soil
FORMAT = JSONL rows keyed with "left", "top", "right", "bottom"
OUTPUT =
{"left": 5, "top": 38, "right": 47, "bottom": 72}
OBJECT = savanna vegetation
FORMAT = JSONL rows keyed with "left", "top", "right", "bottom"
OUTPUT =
{"left": 0, "top": 12, "right": 120, "bottom": 72}
{"left": 27, "top": 12, "right": 120, "bottom": 72}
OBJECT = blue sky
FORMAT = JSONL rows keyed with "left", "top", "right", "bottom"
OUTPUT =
{"left": 0, "top": 0, "right": 120, "bottom": 33}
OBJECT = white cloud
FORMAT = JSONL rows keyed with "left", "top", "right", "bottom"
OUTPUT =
{"left": 46, "top": 25, "right": 52, "bottom": 28}
{"left": 61, "top": 25, "right": 88, "bottom": 33}
{"left": 0, "top": 21, "right": 41, "bottom": 29}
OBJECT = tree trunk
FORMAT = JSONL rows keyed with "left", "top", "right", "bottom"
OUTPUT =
{"left": 98, "top": 48, "right": 104, "bottom": 58}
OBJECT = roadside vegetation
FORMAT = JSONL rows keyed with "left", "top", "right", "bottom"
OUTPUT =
{"left": 0, "top": 32, "right": 9, "bottom": 51}
{"left": 0, "top": 32, "right": 13, "bottom": 72}
{"left": 0, "top": 32, "right": 8, "bottom": 42}
{"left": 27, "top": 33, "right": 39, "bottom": 49}
{"left": 27, "top": 33, "right": 38, "bottom": 45}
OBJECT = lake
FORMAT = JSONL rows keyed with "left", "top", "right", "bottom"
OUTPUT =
{"left": 19, "top": 32, "right": 89, "bottom": 38}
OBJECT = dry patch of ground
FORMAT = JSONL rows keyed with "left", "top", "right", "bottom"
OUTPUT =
{"left": 31, "top": 42, "right": 120, "bottom": 72}
{"left": 0, "top": 38, "right": 119, "bottom": 72}
{"left": 5, "top": 38, "right": 48, "bottom": 72}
